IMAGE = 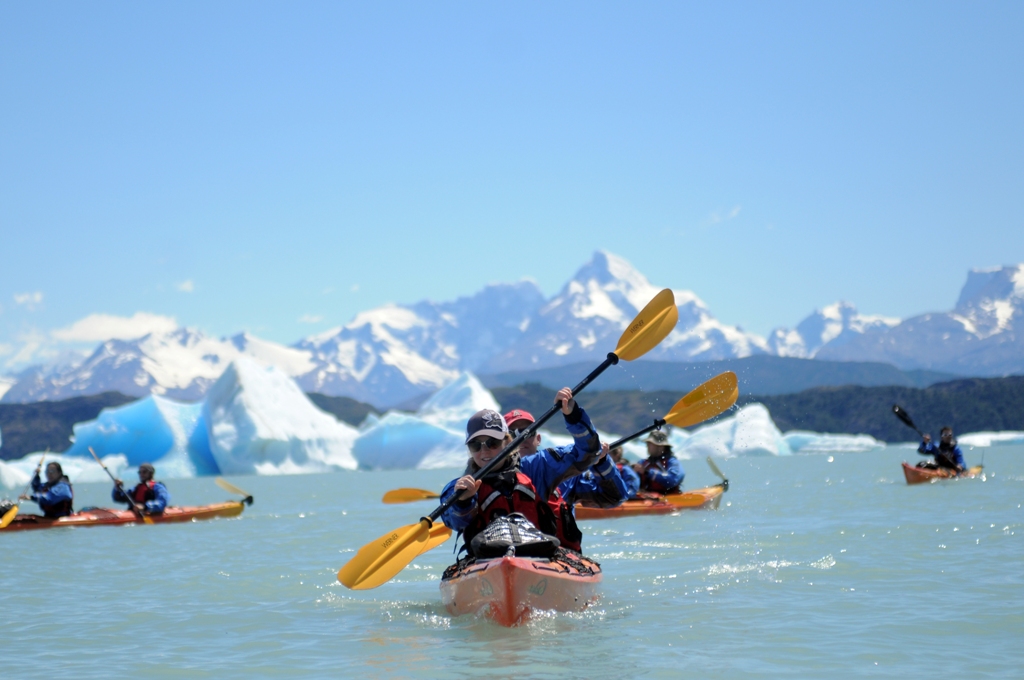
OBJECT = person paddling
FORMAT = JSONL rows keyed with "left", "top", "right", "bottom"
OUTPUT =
{"left": 18, "top": 462, "right": 74, "bottom": 518}
{"left": 440, "top": 387, "right": 601, "bottom": 555}
{"left": 632, "top": 430, "right": 684, "bottom": 494}
{"left": 112, "top": 463, "right": 169, "bottom": 515}
{"left": 917, "top": 427, "right": 966, "bottom": 474}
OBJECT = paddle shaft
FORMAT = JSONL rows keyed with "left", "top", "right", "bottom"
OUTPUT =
{"left": 425, "top": 352, "right": 619, "bottom": 523}
{"left": 608, "top": 419, "right": 665, "bottom": 449}
{"left": 892, "top": 405, "right": 924, "bottom": 438}
{"left": 88, "top": 448, "right": 149, "bottom": 519}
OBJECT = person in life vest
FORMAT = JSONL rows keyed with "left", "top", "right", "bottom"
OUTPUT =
{"left": 18, "top": 462, "right": 74, "bottom": 518}
{"left": 917, "top": 427, "right": 966, "bottom": 473}
{"left": 112, "top": 463, "right": 169, "bottom": 514}
{"left": 503, "top": 408, "right": 628, "bottom": 550}
{"left": 608, "top": 446, "right": 641, "bottom": 499}
{"left": 632, "top": 430, "right": 684, "bottom": 494}
{"left": 440, "top": 387, "right": 600, "bottom": 555}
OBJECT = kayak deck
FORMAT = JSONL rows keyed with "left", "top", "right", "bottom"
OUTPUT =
{"left": 575, "top": 484, "right": 724, "bottom": 520}
{"left": 901, "top": 462, "right": 983, "bottom": 486}
{"left": 1, "top": 501, "right": 246, "bottom": 532}
{"left": 440, "top": 551, "right": 602, "bottom": 626}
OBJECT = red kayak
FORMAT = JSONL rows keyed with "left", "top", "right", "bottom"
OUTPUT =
{"left": 440, "top": 551, "right": 602, "bottom": 626}
{"left": 575, "top": 484, "right": 725, "bottom": 520}
{"left": 901, "top": 462, "right": 983, "bottom": 486}
{"left": 1, "top": 501, "right": 246, "bottom": 532}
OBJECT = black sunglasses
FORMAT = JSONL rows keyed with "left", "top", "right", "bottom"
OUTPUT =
{"left": 468, "top": 437, "right": 504, "bottom": 453}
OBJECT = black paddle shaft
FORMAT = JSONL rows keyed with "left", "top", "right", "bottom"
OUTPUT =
{"left": 90, "top": 451, "right": 148, "bottom": 519}
{"left": 427, "top": 352, "right": 619, "bottom": 522}
{"left": 609, "top": 418, "right": 666, "bottom": 449}
{"left": 892, "top": 404, "right": 924, "bottom": 437}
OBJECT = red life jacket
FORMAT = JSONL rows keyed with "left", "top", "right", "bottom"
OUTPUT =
{"left": 548, "top": 486, "right": 582, "bottom": 552}
{"left": 132, "top": 480, "right": 157, "bottom": 504}
{"left": 465, "top": 471, "right": 568, "bottom": 551}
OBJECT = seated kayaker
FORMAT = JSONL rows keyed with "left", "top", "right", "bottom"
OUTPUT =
{"left": 112, "top": 463, "right": 169, "bottom": 514}
{"left": 917, "top": 427, "right": 966, "bottom": 473}
{"left": 609, "top": 446, "right": 641, "bottom": 499}
{"left": 440, "top": 387, "right": 600, "bottom": 556}
{"left": 557, "top": 442, "right": 630, "bottom": 509}
{"left": 18, "top": 462, "right": 74, "bottom": 518}
{"left": 632, "top": 430, "right": 684, "bottom": 494}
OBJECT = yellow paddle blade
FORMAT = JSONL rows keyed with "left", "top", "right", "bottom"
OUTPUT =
{"left": 216, "top": 477, "right": 252, "bottom": 498}
{"left": 417, "top": 522, "right": 453, "bottom": 555}
{"left": 382, "top": 488, "right": 440, "bottom": 504}
{"left": 663, "top": 372, "right": 739, "bottom": 428}
{"left": 338, "top": 519, "right": 432, "bottom": 590}
{"left": 613, "top": 289, "right": 678, "bottom": 362}
{"left": 1, "top": 505, "right": 18, "bottom": 529}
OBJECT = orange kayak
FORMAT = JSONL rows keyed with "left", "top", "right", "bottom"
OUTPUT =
{"left": 1, "top": 501, "right": 246, "bottom": 532}
{"left": 901, "top": 462, "right": 983, "bottom": 486}
{"left": 575, "top": 484, "right": 725, "bottom": 520}
{"left": 440, "top": 552, "right": 602, "bottom": 626}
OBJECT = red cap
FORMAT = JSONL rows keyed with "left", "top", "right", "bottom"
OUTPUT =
{"left": 503, "top": 409, "right": 535, "bottom": 427}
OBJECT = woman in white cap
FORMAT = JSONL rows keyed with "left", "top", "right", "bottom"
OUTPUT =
{"left": 439, "top": 387, "right": 601, "bottom": 555}
{"left": 632, "top": 430, "right": 684, "bottom": 494}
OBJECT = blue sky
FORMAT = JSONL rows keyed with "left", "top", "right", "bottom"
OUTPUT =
{"left": 2, "top": 1, "right": 1022, "bottom": 370}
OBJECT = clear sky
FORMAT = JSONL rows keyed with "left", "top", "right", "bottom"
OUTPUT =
{"left": 2, "top": 1, "right": 1022, "bottom": 371}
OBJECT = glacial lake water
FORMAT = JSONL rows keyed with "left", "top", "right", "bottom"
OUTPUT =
{"left": 2, "top": 445, "right": 1022, "bottom": 679}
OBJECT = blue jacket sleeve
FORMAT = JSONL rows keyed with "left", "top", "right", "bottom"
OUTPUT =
{"left": 32, "top": 481, "right": 72, "bottom": 511}
{"left": 439, "top": 478, "right": 477, "bottom": 532}
{"left": 145, "top": 483, "right": 169, "bottom": 513}
{"left": 917, "top": 441, "right": 936, "bottom": 455}
{"left": 31, "top": 472, "right": 43, "bottom": 493}
{"left": 561, "top": 457, "right": 629, "bottom": 508}
{"left": 521, "top": 405, "right": 601, "bottom": 500}
{"left": 617, "top": 464, "right": 641, "bottom": 499}
{"left": 644, "top": 456, "right": 685, "bottom": 493}
{"left": 112, "top": 484, "right": 129, "bottom": 503}
{"left": 952, "top": 446, "right": 966, "bottom": 469}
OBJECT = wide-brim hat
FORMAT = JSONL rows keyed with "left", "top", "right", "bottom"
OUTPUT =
{"left": 644, "top": 430, "right": 670, "bottom": 446}
{"left": 466, "top": 409, "right": 509, "bottom": 444}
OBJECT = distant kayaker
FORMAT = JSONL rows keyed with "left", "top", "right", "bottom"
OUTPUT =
{"left": 440, "top": 387, "right": 601, "bottom": 555}
{"left": 917, "top": 427, "right": 966, "bottom": 474}
{"left": 632, "top": 430, "right": 684, "bottom": 494}
{"left": 18, "top": 462, "right": 74, "bottom": 518}
{"left": 112, "top": 463, "right": 169, "bottom": 514}
{"left": 609, "top": 446, "right": 641, "bottom": 499}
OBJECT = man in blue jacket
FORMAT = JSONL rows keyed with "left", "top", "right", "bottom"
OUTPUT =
{"left": 113, "top": 463, "right": 169, "bottom": 514}
{"left": 633, "top": 430, "right": 684, "bottom": 494}
{"left": 917, "top": 427, "right": 966, "bottom": 473}
{"left": 19, "top": 462, "right": 74, "bottom": 518}
{"left": 609, "top": 446, "right": 641, "bottom": 499}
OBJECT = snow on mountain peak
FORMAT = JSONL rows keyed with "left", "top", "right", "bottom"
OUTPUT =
{"left": 768, "top": 301, "right": 898, "bottom": 359}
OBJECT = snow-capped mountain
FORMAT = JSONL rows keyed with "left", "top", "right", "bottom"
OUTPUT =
{"left": 767, "top": 302, "right": 900, "bottom": 358}
{"left": 1, "top": 329, "right": 314, "bottom": 403}
{"left": 488, "top": 251, "right": 768, "bottom": 370}
{"left": 815, "top": 265, "right": 1024, "bottom": 375}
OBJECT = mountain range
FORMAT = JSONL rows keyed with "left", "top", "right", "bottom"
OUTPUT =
{"left": 2, "top": 252, "right": 1022, "bottom": 407}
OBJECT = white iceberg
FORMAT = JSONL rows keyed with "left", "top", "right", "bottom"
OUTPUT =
{"left": 675, "top": 403, "right": 792, "bottom": 458}
{"left": 352, "top": 373, "right": 496, "bottom": 470}
{"left": 204, "top": 358, "right": 358, "bottom": 475}
{"left": 64, "top": 395, "right": 218, "bottom": 479}
{"left": 957, "top": 431, "right": 1024, "bottom": 447}
{"left": 783, "top": 431, "right": 884, "bottom": 454}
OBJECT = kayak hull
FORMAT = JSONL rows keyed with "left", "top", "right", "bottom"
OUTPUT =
{"left": 575, "top": 484, "right": 724, "bottom": 520}
{"left": 440, "top": 553, "right": 602, "bottom": 627}
{"left": 1, "top": 501, "right": 246, "bottom": 532}
{"left": 901, "top": 462, "right": 983, "bottom": 486}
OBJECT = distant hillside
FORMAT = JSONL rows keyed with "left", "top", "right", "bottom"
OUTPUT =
{"left": 0, "top": 392, "right": 137, "bottom": 461}
{"left": 306, "top": 393, "right": 380, "bottom": 427}
{"left": 483, "top": 355, "right": 958, "bottom": 396}
{"left": 492, "top": 376, "right": 1024, "bottom": 441}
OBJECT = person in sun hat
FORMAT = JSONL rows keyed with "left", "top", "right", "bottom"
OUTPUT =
{"left": 112, "top": 463, "right": 169, "bottom": 514}
{"left": 439, "top": 387, "right": 603, "bottom": 555}
{"left": 18, "top": 462, "right": 74, "bottom": 518}
{"left": 632, "top": 429, "right": 684, "bottom": 494}
{"left": 502, "top": 405, "right": 628, "bottom": 551}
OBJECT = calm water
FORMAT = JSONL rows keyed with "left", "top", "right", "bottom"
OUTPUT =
{"left": 2, "top": 446, "right": 1022, "bottom": 679}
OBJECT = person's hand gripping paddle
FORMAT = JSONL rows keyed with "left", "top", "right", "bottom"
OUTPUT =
{"left": 337, "top": 289, "right": 679, "bottom": 590}
{"left": 88, "top": 447, "right": 153, "bottom": 525}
